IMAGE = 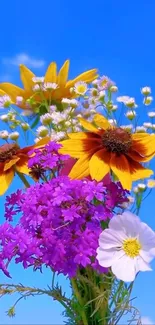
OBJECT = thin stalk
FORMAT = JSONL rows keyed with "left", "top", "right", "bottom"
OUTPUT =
{"left": 15, "top": 170, "right": 30, "bottom": 188}
{"left": 71, "top": 278, "right": 88, "bottom": 325}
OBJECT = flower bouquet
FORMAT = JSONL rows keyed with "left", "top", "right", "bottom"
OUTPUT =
{"left": 0, "top": 60, "right": 155, "bottom": 324}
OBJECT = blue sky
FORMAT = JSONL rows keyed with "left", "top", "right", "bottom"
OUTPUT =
{"left": 1, "top": 0, "right": 155, "bottom": 324}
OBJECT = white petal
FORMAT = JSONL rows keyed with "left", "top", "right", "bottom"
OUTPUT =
{"left": 135, "top": 256, "right": 152, "bottom": 273}
{"left": 140, "top": 249, "right": 155, "bottom": 263}
{"left": 111, "top": 255, "right": 137, "bottom": 282}
{"left": 109, "top": 211, "right": 141, "bottom": 237}
{"left": 96, "top": 248, "right": 125, "bottom": 267}
{"left": 138, "top": 222, "right": 155, "bottom": 251}
{"left": 98, "top": 229, "right": 124, "bottom": 249}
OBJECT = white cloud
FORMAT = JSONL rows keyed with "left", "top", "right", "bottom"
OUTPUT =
{"left": 2, "top": 53, "right": 45, "bottom": 69}
{"left": 141, "top": 316, "right": 154, "bottom": 325}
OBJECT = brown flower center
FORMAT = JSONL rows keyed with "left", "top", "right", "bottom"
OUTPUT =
{"left": 0, "top": 143, "right": 19, "bottom": 162}
{"left": 102, "top": 128, "right": 132, "bottom": 154}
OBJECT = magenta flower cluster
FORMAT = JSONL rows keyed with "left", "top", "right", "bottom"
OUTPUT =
{"left": 0, "top": 141, "right": 129, "bottom": 278}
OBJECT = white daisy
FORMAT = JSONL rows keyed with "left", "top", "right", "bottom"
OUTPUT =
{"left": 97, "top": 211, "right": 155, "bottom": 282}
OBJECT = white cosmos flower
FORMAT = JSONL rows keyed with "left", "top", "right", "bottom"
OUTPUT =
{"left": 96, "top": 211, "right": 155, "bottom": 282}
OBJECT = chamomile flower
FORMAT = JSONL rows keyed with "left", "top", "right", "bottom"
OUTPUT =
{"left": 74, "top": 81, "right": 88, "bottom": 95}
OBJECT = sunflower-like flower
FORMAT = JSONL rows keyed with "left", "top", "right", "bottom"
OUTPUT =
{"left": 59, "top": 114, "right": 155, "bottom": 190}
{"left": 0, "top": 138, "right": 49, "bottom": 195}
{"left": 0, "top": 60, "right": 97, "bottom": 110}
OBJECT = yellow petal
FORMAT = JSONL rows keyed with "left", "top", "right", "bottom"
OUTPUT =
{"left": 20, "top": 64, "right": 35, "bottom": 91}
{"left": 34, "top": 136, "right": 50, "bottom": 148}
{"left": 0, "top": 89, "right": 6, "bottom": 96}
{"left": 69, "top": 154, "right": 90, "bottom": 179}
{"left": 59, "top": 139, "right": 86, "bottom": 158}
{"left": 45, "top": 62, "right": 57, "bottom": 83}
{"left": 4, "top": 157, "right": 20, "bottom": 171}
{"left": 130, "top": 160, "right": 154, "bottom": 181}
{"left": 0, "top": 169, "right": 14, "bottom": 195}
{"left": 134, "top": 134, "right": 155, "bottom": 157}
{"left": 66, "top": 69, "right": 98, "bottom": 88}
{"left": 79, "top": 117, "right": 99, "bottom": 133}
{"left": 57, "top": 60, "right": 70, "bottom": 86}
{"left": 16, "top": 161, "right": 30, "bottom": 175}
{"left": 110, "top": 154, "right": 132, "bottom": 190}
{"left": 89, "top": 149, "right": 110, "bottom": 181}
{"left": 68, "top": 132, "right": 99, "bottom": 139}
{"left": 0, "top": 83, "right": 25, "bottom": 103}
{"left": 93, "top": 114, "right": 111, "bottom": 130}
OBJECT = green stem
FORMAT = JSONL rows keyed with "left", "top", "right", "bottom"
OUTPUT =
{"left": 71, "top": 278, "right": 88, "bottom": 325}
{"left": 15, "top": 170, "right": 30, "bottom": 188}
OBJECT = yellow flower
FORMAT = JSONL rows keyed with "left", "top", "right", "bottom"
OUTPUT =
{"left": 0, "top": 138, "right": 49, "bottom": 195}
{"left": 59, "top": 114, "right": 155, "bottom": 190}
{"left": 0, "top": 60, "right": 98, "bottom": 110}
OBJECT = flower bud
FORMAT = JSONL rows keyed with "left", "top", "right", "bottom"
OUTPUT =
{"left": 37, "top": 126, "right": 49, "bottom": 137}
{"left": 141, "top": 86, "right": 151, "bottom": 96}
{"left": 137, "top": 183, "right": 146, "bottom": 192}
{"left": 70, "top": 99, "right": 78, "bottom": 108}
{"left": 21, "top": 123, "right": 30, "bottom": 131}
{"left": 0, "top": 130, "right": 9, "bottom": 139}
{"left": 0, "top": 114, "right": 9, "bottom": 122}
{"left": 99, "top": 90, "right": 105, "bottom": 100}
{"left": 9, "top": 132, "right": 19, "bottom": 140}
{"left": 125, "top": 110, "right": 136, "bottom": 120}
{"left": 110, "top": 85, "right": 118, "bottom": 92}
{"left": 143, "top": 96, "right": 153, "bottom": 106}
{"left": 136, "top": 126, "right": 147, "bottom": 133}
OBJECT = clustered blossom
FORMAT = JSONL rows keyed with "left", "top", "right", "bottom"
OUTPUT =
{"left": 28, "top": 141, "right": 69, "bottom": 180}
{"left": 0, "top": 176, "right": 128, "bottom": 278}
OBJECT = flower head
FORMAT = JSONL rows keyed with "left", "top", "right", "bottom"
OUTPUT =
{"left": 60, "top": 114, "right": 155, "bottom": 190}
{"left": 0, "top": 60, "right": 98, "bottom": 110}
{"left": 97, "top": 211, "right": 155, "bottom": 282}
{"left": 74, "top": 81, "right": 88, "bottom": 95}
{"left": 0, "top": 95, "right": 11, "bottom": 108}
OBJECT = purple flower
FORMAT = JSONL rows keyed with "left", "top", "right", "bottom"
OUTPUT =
{"left": 0, "top": 176, "right": 128, "bottom": 278}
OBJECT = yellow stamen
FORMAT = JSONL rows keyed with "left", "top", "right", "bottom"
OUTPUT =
{"left": 122, "top": 238, "right": 141, "bottom": 258}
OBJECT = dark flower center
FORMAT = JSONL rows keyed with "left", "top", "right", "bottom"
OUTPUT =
{"left": 102, "top": 128, "right": 132, "bottom": 154}
{"left": 0, "top": 143, "right": 19, "bottom": 162}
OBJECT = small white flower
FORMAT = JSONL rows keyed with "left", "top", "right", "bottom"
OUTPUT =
{"left": 74, "top": 81, "right": 88, "bottom": 95}
{"left": 90, "top": 88, "right": 99, "bottom": 97}
{"left": 110, "top": 85, "right": 118, "bottom": 92}
{"left": 138, "top": 183, "right": 147, "bottom": 192}
{"left": 121, "top": 124, "right": 133, "bottom": 132}
{"left": 151, "top": 124, "right": 155, "bottom": 131}
{"left": 0, "top": 130, "right": 9, "bottom": 139}
{"left": 136, "top": 126, "right": 147, "bottom": 133}
{"left": 50, "top": 111, "right": 66, "bottom": 124}
{"left": 117, "top": 96, "right": 130, "bottom": 103}
{"left": 108, "top": 119, "right": 117, "bottom": 126}
{"left": 99, "top": 90, "right": 106, "bottom": 100}
{"left": 49, "top": 105, "right": 56, "bottom": 113}
{"left": 43, "top": 82, "right": 58, "bottom": 90}
{"left": 9, "top": 131, "right": 19, "bottom": 140}
{"left": 148, "top": 111, "right": 155, "bottom": 118}
{"left": 21, "top": 123, "right": 29, "bottom": 131}
{"left": 97, "top": 211, "right": 155, "bottom": 282}
{"left": 32, "top": 84, "right": 42, "bottom": 92}
{"left": 92, "top": 79, "right": 99, "bottom": 88}
{"left": 69, "top": 99, "right": 78, "bottom": 108}
{"left": 143, "top": 122, "right": 152, "bottom": 129}
{"left": 16, "top": 96, "right": 24, "bottom": 105}
{"left": 0, "top": 95, "right": 11, "bottom": 108}
{"left": 0, "top": 114, "right": 9, "bottom": 122}
{"left": 125, "top": 110, "right": 136, "bottom": 120}
{"left": 40, "top": 113, "right": 52, "bottom": 125}
{"left": 124, "top": 97, "right": 137, "bottom": 108}
{"left": 32, "top": 76, "right": 44, "bottom": 83}
{"left": 141, "top": 86, "right": 151, "bottom": 96}
{"left": 111, "top": 105, "right": 118, "bottom": 111}
{"left": 61, "top": 98, "right": 71, "bottom": 107}
{"left": 147, "top": 179, "right": 155, "bottom": 188}
{"left": 50, "top": 130, "right": 65, "bottom": 141}
{"left": 133, "top": 186, "right": 139, "bottom": 193}
{"left": 36, "top": 126, "right": 49, "bottom": 137}
{"left": 143, "top": 96, "right": 153, "bottom": 106}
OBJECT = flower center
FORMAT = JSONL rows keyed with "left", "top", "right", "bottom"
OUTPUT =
{"left": 76, "top": 85, "right": 87, "bottom": 94}
{"left": 102, "top": 128, "right": 132, "bottom": 154}
{"left": 0, "top": 143, "right": 19, "bottom": 162}
{"left": 122, "top": 238, "right": 141, "bottom": 258}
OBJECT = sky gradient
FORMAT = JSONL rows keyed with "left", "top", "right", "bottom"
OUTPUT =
{"left": 1, "top": 0, "right": 155, "bottom": 324}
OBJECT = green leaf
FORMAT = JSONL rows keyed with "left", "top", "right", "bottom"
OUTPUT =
{"left": 31, "top": 115, "right": 40, "bottom": 129}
